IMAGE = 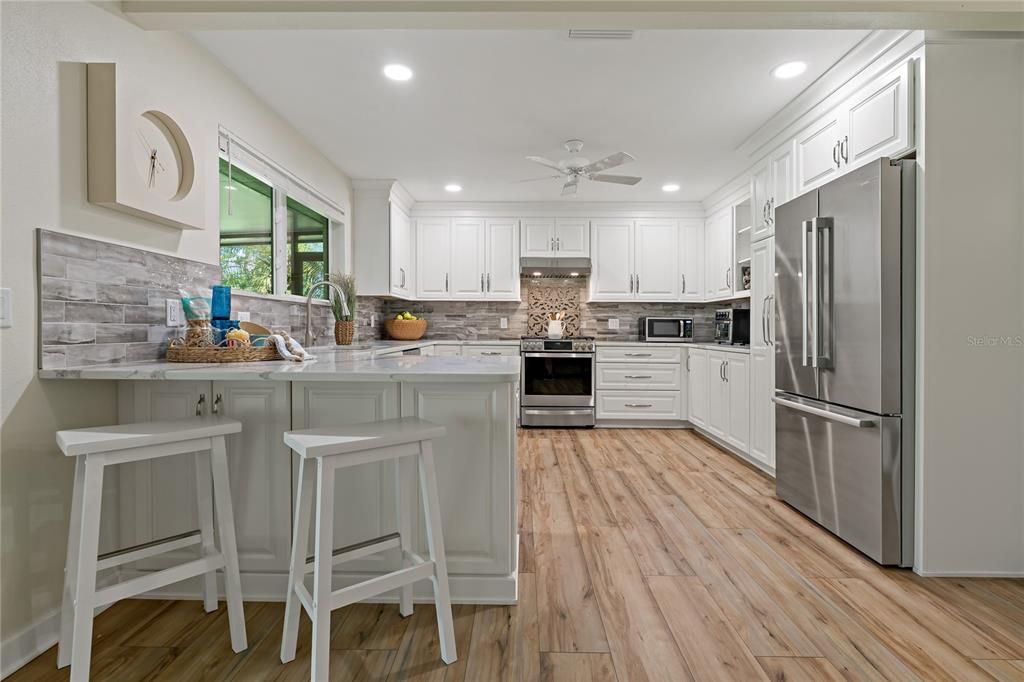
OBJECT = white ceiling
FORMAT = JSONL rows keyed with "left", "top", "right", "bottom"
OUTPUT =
{"left": 191, "top": 29, "right": 870, "bottom": 202}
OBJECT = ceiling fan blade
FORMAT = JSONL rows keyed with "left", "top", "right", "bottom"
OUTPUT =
{"left": 561, "top": 178, "right": 579, "bottom": 197}
{"left": 590, "top": 173, "right": 642, "bottom": 186}
{"left": 583, "top": 151, "right": 635, "bottom": 174}
{"left": 514, "top": 174, "right": 563, "bottom": 183}
{"left": 526, "top": 156, "right": 565, "bottom": 172}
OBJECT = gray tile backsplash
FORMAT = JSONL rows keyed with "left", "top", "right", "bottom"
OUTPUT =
{"left": 38, "top": 229, "right": 749, "bottom": 368}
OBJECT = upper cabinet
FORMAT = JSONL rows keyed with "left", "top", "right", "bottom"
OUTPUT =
{"left": 796, "top": 60, "right": 915, "bottom": 195}
{"left": 751, "top": 141, "right": 795, "bottom": 242}
{"left": 590, "top": 219, "right": 680, "bottom": 302}
{"left": 389, "top": 202, "right": 413, "bottom": 297}
{"left": 678, "top": 219, "right": 704, "bottom": 301}
{"left": 353, "top": 180, "right": 417, "bottom": 300}
{"left": 520, "top": 218, "right": 590, "bottom": 258}
{"left": 415, "top": 217, "right": 519, "bottom": 301}
{"left": 704, "top": 207, "right": 734, "bottom": 300}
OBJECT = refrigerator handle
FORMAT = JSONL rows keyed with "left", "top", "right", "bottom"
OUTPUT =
{"left": 810, "top": 219, "right": 820, "bottom": 368}
{"left": 814, "top": 217, "right": 835, "bottom": 369}
{"left": 772, "top": 393, "right": 878, "bottom": 428}
{"left": 801, "top": 219, "right": 811, "bottom": 367}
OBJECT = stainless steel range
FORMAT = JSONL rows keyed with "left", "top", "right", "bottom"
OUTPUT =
{"left": 519, "top": 336, "right": 595, "bottom": 427}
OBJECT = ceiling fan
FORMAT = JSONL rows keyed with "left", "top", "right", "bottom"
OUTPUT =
{"left": 520, "top": 139, "right": 641, "bottom": 196}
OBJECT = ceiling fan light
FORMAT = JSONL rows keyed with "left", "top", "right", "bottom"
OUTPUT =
{"left": 662, "top": 183, "right": 680, "bottom": 193}
{"left": 772, "top": 61, "right": 807, "bottom": 80}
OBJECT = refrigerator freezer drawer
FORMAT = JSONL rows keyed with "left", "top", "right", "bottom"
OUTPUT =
{"left": 774, "top": 393, "right": 905, "bottom": 565}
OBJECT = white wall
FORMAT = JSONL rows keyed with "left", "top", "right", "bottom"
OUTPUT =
{"left": 915, "top": 37, "right": 1024, "bottom": 575}
{"left": 0, "top": 0, "right": 353, "bottom": 663}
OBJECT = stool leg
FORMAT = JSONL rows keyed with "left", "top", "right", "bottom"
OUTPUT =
{"left": 281, "top": 456, "right": 314, "bottom": 663}
{"left": 69, "top": 457, "right": 104, "bottom": 682}
{"left": 395, "top": 455, "right": 414, "bottom": 618}
{"left": 57, "top": 456, "right": 86, "bottom": 669}
{"left": 311, "top": 458, "right": 337, "bottom": 681}
{"left": 195, "top": 451, "right": 218, "bottom": 613}
{"left": 210, "top": 436, "right": 247, "bottom": 653}
{"left": 418, "top": 441, "right": 457, "bottom": 665}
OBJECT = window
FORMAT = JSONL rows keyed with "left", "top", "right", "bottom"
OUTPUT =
{"left": 218, "top": 129, "right": 344, "bottom": 298}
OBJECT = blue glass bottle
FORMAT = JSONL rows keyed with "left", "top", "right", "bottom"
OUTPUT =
{"left": 211, "top": 284, "right": 232, "bottom": 320}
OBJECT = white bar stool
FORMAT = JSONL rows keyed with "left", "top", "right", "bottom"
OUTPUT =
{"left": 280, "top": 417, "right": 457, "bottom": 680}
{"left": 56, "top": 416, "right": 248, "bottom": 681}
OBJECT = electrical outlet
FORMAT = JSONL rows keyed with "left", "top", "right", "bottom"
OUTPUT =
{"left": 165, "top": 298, "right": 183, "bottom": 326}
{"left": 608, "top": 318, "right": 619, "bottom": 330}
{"left": 237, "top": 311, "right": 251, "bottom": 322}
{"left": 0, "top": 288, "right": 12, "bottom": 329}
{"left": 500, "top": 317, "right": 508, "bottom": 329}
{"left": 370, "top": 313, "right": 377, "bottom": 327}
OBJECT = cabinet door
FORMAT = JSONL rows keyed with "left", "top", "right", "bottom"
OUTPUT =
{"left": 416, "top": 218, "right": 451, "bottom": 299}
{"left": 749, "top": 346, "right": 775, "bottom": 469}
{"left": 706, "top": 351, "right": 729, "bottom": 438}
{"left": 687, "top": 348, "right": 709, "bottom": 428}
{"left": 485, "top": 219, "right": 520, "bottom": 299}
{"left": 845, "top": 60, "right": 914, "bottom": 170}
{"left": 291, "top": 382, "right": 402, "bottom": 573}
{"left": 450, "top": 218, "right": 486, "bottom": 299}
{"left": 750, "top": 238, "right": 775, "bottom": 351}
{"left": 389, "top": 202, "right": 412, "bottom": 297}
{"left": 590, "top": 219, "right": 635, "bottom": 300}
{"left": 750, "top": 160, "right": 772, "bottom": 242}
{"left": 117, "top": 380, "right": 209, "bottom": 568}
{"left": 769, "top": 142, "right": 795, "bottom": 216}
{"left": 795, "top": 108, "right": 845, "bottom": 194}
{"left": 554, "top": 218, "right": 590, "bottom": 257}
{"left": 725, "top": 353, "right": 750, "bottom": 452}
{"left": 678, "top": 219, "right": 704, "bottom": 301}
{"left": 521, "top": 218, "right": 555, "bottom": 257}
{"left": 704, "top": 210, "right": 733, "bottom": 299}
{"left": 634, "top": 219, "right": 679, "bottom": 301}
{"left": 213, "top": 381, "right": 292, "bottom": 572}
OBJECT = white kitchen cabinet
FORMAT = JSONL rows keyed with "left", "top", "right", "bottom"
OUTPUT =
{"left": 596, "top": 345, "right": 682, "bottom": 364}
{"left": 416, "top": 218, "right": 452, "bottom": 299}
{"left": 678, "top": 219, "right": 704, "bottom": 301}
{"left": 597, "top": 391, "right": 683, "bottom": 421}
{"left": 796, "top": 60, "right": 914, "bottom": 194}
{"left": 590, "top": 219, "right": 634, "bottom": 300}
{"left": 751, "top": 142, "right": 795, "bottom": 242}
{"left": 634, "top": 219, "right": 679, "bottom": 300}
{"left": 704, "top": 350, "right": 749, "bottom": 451}
{"left": 519, "top": 218, "right": 589, "bottom": 258}
{"left": 704, "top": 208, "right": 733, "bottom": 299}
{"left": 389, "top": 202, "right": 414, "bottom": 297}
{"left": 750, "top": 237, "right": 776, "bottom": 470}
{"left": 706, "top": 350, "right": 730, "bottom": 439}
{"left": 484, "top": 219, "right": 520, "bottom": 299}
{"left": 750, "top": 160, "right": 771, "bottom": 243}
{"left": 462, "top": 344, "right": 519, "bottom": 357}
{"left": 433, "top": 344, "right": 462, "bottom": 357}
{"left": 597, "top": 363, "right": 682, "bottom": 391}
{"left": 591, "top": 219, "right": 679, "bottom": 302}
{"left": 450, "top": 218, "right": 487, "bottom": 299}
{"left": 686, "top": 347, "right": 709, "bottom": 429}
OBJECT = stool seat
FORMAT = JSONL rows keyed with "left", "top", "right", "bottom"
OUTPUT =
{"left": 57, "top": 416, "right": 242, "bottom": 457}
{"left": 284, "top": 417, "right": 445, "bottom": 458}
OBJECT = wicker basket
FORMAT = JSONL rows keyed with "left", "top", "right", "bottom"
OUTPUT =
{"left": 384, "top": 319, "right": 427, "bottom": 341}
{"left": 166, "top": 337, "right": 281, "bottom": 363}
{"left": 335, "top": 320, "right": 355, "bottom": 345}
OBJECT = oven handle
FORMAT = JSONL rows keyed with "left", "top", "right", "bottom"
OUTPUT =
{"left": 522, "top": 352, "right": 595, "bottom": 359}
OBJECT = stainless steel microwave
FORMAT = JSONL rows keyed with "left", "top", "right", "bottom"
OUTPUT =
{"left": 640, "top": 317, "right": 694, "bottom": 343}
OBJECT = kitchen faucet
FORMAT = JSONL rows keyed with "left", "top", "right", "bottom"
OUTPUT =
{"left": 304, "top": 280, "right": 349, "bottom": 347}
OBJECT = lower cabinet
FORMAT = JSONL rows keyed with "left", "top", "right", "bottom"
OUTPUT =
{"left": 461, "top": 344, "right": 519, "bottom": 357}
{"left": 687, "top": 348, "right": 750, "bottom": 454}
{"left": 686, "top": 348, "right": 709, "bottom": 429}
{"left": 749, "top": 346, "right": 775, "bottom": 469}
{"left": 597, "top": 390, "right": 683, "bottom": 421}
{"left": 595, "top": 345, "right": 686, "bottom": 423}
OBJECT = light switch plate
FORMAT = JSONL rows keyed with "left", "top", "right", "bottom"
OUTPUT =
{"left": 608, "top": 318, "right": 619, "bottom": 330}
{"left": 500, "top": 317, "right": 508, "bottom": 329}
{"left": 237, "top": 311, "right": 251, "bottom": 322}
{"left": 165, "top": 298, "right": 183, "bottom": 326}
{"left": 0, "top": 288, "right": 11, "bottom": 328}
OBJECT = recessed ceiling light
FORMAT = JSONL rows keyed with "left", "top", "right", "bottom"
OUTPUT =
{"left": 444, "top": 183, "right": 462, "bottom": 193}
{"left": 772, "top": 61, "right": 807, "bottom": 80}
{"left": 383, "top": 64, "right": 413, "bottom": 81}
{"left": 662, "top": 183, "right": 680, "bottom": 193}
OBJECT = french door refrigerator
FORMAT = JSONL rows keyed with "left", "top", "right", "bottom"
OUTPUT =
{"left": 773, "top": 158, "right": 915, "bottom": 566}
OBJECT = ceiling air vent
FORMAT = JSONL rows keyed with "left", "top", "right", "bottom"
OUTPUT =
{"left": 567, "top": 29, "right": 635, "bottom": 40}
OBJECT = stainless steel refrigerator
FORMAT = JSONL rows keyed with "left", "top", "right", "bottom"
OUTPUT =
{"left": 773, "top": 158, "right": 915, "bottom": 567}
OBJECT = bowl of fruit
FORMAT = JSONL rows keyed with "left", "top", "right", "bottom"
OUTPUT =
{"left": 384, "top": 311, "right": 428, "bottom": 340}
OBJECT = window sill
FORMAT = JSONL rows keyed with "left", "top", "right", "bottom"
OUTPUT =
{"left": 231, "top": 290, "right": 332, "bottom": 305}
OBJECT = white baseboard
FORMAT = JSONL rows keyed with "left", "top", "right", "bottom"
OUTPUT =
{"left": 914, "top": 568, "right": 1024, "bottom": 578}
{"left": 1, "top": 607, "right": 61, "bottom": 680}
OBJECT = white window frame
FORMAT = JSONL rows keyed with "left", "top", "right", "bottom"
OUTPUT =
{"left": 219, "top": 127, "right": 345, "bottom": 301}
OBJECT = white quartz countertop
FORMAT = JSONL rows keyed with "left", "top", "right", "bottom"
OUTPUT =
{"left": 595, "top": 340, "right": 751, "bottom": 353}
{"left": 40, "top": 352, "right": 520, "bottom": 382}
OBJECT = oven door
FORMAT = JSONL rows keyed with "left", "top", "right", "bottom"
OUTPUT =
{"left": 521, "top": 352, "right": 595, "bottom": 407}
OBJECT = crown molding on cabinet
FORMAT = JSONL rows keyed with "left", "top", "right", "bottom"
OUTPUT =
{"left": 352, "top": 178, "right": 416, "bottom": 213}
{"left": 410, "top": 201, "right": 705, "bottom": 220}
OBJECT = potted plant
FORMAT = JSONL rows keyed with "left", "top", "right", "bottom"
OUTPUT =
{"left": 330, "top": 272, "right": 357, "bottom": 345}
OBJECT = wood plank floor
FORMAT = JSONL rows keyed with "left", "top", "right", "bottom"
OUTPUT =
{"left": 13, "top": 429, "right": 1024, "bottom": 681}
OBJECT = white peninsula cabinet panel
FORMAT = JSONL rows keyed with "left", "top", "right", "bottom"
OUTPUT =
{"left": 416, "top": 218, "right": 452, "bottom": 298}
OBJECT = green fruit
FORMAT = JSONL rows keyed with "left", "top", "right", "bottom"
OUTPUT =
{"left": 395, "top": 314, "right": 403, "bottom": 320}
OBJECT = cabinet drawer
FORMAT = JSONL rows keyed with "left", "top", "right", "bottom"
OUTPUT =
{"left": 596, "top": 346, "right": 682, "bottom": 364}
{"left": 432, "top": 344, "right": 462, "bottom": 357}
{"left": 463, "top": 345, "right": 518, "bottom": 357}
{"left": 596, "top": 363, "right": 681, "bottom": 391}
{"left": 597, "top": 391, "right": 683, "bottom": 421}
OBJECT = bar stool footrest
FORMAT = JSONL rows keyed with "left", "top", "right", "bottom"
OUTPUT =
{"left": 330, "top": 561, "right": 436, "bottom": 611}
{"left": 303, "top": 531, "right": 402, "bottom": 573}
{"left": 94, "top": 553, "right": 225, "bottom": 608}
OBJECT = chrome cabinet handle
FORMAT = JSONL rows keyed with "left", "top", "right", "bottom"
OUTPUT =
{"left": 685, "top": 355, "right": 691, "bottom": 372}
{"left": 725, "top": 267, "right": 731, "bottom": 288}
{"left": 762, "top": 294, "right": 770, "bottom": 345}
{"left": 625, "top": 403, "right": 653, "bottom": 408}
{"left": 724, "top": 361, "right": 729, "bottom": 382}
{"left": 624, "top": 375, "right": 653, "bottom": 379}
{"left": 681, "top": 273, "right": 686, "bottom": 292}
{"left": 212, "top": 393, "right": 222, "bottom": 415}
{"left": 624, "top": 352, "right": 652, "bottom": 357}
{"left": 481, "top": 351, "right": 502, "bottom": 356}
{"left": 481, "top": 273, "right": 485, "bottom": 292}
{"left": 833, "top": 140, "right": 841, "bottom": 167}
{"left": 768, "top": 295, "right": 775, "bottom": 345}
{"left": 768, "top": 198, "right": 775, "bottom": 224}
{"left": 445, "top": 272, "right": 449, "bottom": 292}
{"left": 487, "top": 273, "right": 491, "bottom": 292}
{"left": 840, "top": 135, "right": 849, "bottom": 163}
{"left": 195, "top": 394, "right": 206, "bottom": 416}
{"left": 635, "top": 273, "right": 640, "bottom": 292}
{"left": 629, "top": 274, "right": 634, "bottom": 294}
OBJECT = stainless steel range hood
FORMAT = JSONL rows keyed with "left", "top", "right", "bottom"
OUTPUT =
{"left": 520, "top": 257, "right": 591, "bottom": 279}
